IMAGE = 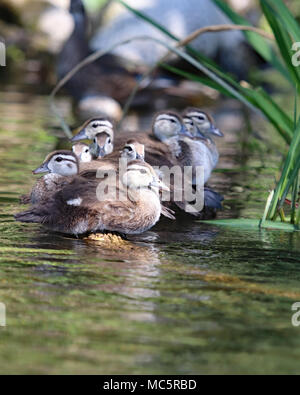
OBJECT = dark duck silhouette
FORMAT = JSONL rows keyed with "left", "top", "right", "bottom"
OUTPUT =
{"left": 57, "top": 0, "right": 140, "bottom": 119}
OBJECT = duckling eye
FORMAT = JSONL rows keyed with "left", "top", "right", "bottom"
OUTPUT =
{"left": 55, "top": 157, "right": 63, "bottom": 162}
{"left": 197, "top": 116, "right": 206, "bottom": 122}
{"left": 92, "top": 123, "right": 99, "bottom": 129}
{"left": 108, "top": 139, "right": 111, "bottom": 144}
{"left": 140, "top": 169, "right": 147, "bottom": 174}
{"left": 84, "top": 149, "right": 89, "bottom": 153}
{"left": 170, "top": 119, "right": 176, "bottom": 123}
{"left": 127, "top": 146, "right": 133, "bottom": 152}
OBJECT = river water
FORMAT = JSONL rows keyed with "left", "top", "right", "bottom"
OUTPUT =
{"left": 0, "top": 88, "right": 300, "bottom": 374}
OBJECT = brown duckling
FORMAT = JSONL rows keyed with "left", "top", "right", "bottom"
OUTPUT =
{"left": 120, "top": 139, "right": 145, "bottom": 161}
{"left": 71, "top": 117, "right": 115, "bottom": 143}
{"left": 71, "top": 117, "right": 116, "bottom": 172}
{"left": 72, "top": 142, "right": 92, "bottom": 163}
{"left": 71, "top": 113, "right": 223, "bottom": 213}
{"left": 15, "top": 160, "right": 170, "bottom": 236}
{"left": 182, "top": 108, "right": 223, "bottom": 184}
{"left": 19, "top": 150, "right": 79, "bottom": 205}
{"left": 71, "top": 112, "right": 190, "bottom": 168}
{"left": 89, "top": 131, "right": 114, "bottom": 159}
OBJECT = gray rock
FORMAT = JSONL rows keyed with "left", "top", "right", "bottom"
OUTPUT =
{"left": 91, "top": 0, "right": 245, "bottom": 69}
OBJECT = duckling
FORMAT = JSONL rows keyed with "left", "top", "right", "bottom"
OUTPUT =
{"left": 183, "top": 108, "right": 223, "bottom": 138}
{"left": 72, "top": 142, "right": 92, "bottom": 163}
{"left": 71, "top": 112, "right": 188, "bottom": 169}
{"left": 19, "top": 151, "right": 79, "bottom": 205}
{"left": 15, "top": 161, "right": 170, "bottom": 236}
{"left": 71, "top": 117, "right": 114, "bottom": 142}
{"left": 71, "top": 117, "right": 116, "bottom": 171}
{"left": 72, "top": 113, "right": 222, "bottom": 213}
{"left": 182, "top": 108, "right": 223, "bottom": 184}
{"left": 152, "top": 111, "right": 223, "bottom": 212}
{"left": 73, "top": 112, "right": 224, "bottom": 211}
{"left": 89, "top": 131, "right": 114, "bottom": 159}
{"left": 120, "top": 139, "right": 145, "bottom": 161}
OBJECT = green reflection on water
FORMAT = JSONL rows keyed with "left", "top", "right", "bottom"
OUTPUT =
{"left": 0, "top": 91, "right": 300, "bottom": 374}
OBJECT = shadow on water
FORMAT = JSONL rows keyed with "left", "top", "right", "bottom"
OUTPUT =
{"left": 1, "top": 90, "right": 300, "bottom": 374}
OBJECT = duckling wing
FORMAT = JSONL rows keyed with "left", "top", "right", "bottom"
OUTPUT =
{"left": 94, "top": 200, "right": 137, "bottom": 232}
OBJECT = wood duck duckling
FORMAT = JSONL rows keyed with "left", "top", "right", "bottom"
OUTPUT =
{"left": 183, "top": 108, "right": 223, "bottom": 139}
{"left": 19, "top": 151, "right": 79, "bottom": 205}
{"left": 120, "top": 139, "right": 145, "bottom": 161}
{"left": 72, "top": 142, "right": 92, "bottom": 163}
{"left": 153, "top": 111, "right": 224, "bottom": 212}
{"left": 71, "top": 112, "right": 189, "bottom": 168}
{"left": 89, "top": 131, "right": 114, "bottom": 159}
{"left": 71, "top": 117, "right": 116, "bottom": 171}
{"left": 15, "top": 161, "right": 171, "bottom": 236}
{"left": 182, "top": 108, "right": 223, "bottom": 184}
{"left": 71, "top": 113, "right": 222, "bottom": 213}
{"left": 142, "top": 111, "right": 192, "bottom": 168}
{"left": 71, "top": 117, "right": 114, "bottom": 143}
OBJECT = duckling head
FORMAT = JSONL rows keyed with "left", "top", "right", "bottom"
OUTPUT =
{"left": 122, "top": 162, "right": 169, "bottom": 193}
{"left": 33, "top": 151, "right": 79, "bottom": 177}
{"left": 182, "top": 116, "right": 199, "bottom": 137}
{"left": 71, "top": 117, "right": 114, "bottom": 142}
{"left": 183, "top": 108, "right": 223, "bottom": 138}
{"left": 120, "top": 140, "right": 145, "bottom": 161}
{"left": 72, "top": 142, "right": 92, "bottom": 163}
{"left": 90, "top": 131, "right": 114, "bottom": 158}
{"left": 153, "top": 111, "right": 190, "bottom": 142}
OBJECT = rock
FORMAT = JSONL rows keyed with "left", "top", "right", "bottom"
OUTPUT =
{"left": 91, "top": 0, "right": 246, "bottom": 76}
{"left": 76, "top": 95, "right": 123, "bottom": 122}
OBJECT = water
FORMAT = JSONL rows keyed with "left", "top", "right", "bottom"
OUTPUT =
{"left": 1, "top": 90, "right": 300, "bottom": 374}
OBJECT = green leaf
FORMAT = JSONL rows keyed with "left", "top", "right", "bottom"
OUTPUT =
{"left": 212, "top": 0, "right": 290, "bottom": 82}
{"left": 260, "top": 0, "right": 300, "bottom": 87}
{"left": 264, "top": 0, "right": 300, "bottom": 42}
{"left": 200, "top": 218, "right": 299, "bottom": 232}
{"left": 160, "top": 63, "right": 235, "bottom": 97}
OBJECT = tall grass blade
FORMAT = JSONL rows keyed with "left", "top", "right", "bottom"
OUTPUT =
{"left": 260, "top": 0, "right": 300, "bottom": 87}
{"left": 212, "top": 0, "right": 291, "bottom": 83}
{"left": 264, "top": 0, "right": 300, "bottom": 41}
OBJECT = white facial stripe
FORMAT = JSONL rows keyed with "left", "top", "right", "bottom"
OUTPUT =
{"left": 52, "top": 154, "right": 77, "bottom": 163}
{"left": 156, "top": 114, "right": 179, "bottom": 123}
{"left": 188, "top": 112, "right": 206, "bottom": 119}
{"left": 91, "top": 120, "right": 113, "bottom": 128}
